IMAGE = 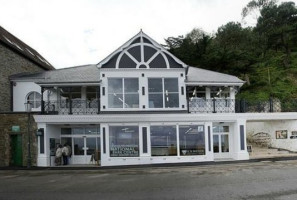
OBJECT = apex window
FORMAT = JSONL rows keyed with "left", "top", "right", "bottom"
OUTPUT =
{"left": 108, "top": 78, "right": 139, "bottom": 108}
{"left": 148, "top": 78, "right": 179, "bottom": 108}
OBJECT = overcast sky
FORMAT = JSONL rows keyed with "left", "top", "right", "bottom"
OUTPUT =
{"left": 0, "top": 0, "right": 294, "bottom": 69}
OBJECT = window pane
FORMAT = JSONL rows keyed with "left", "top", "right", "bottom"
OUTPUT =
{"left": 86, "top": 138, "right": 99, "bottom": 155}
{"left": 150, "top": 126, "right": 177, "bottom": 156}
{"left": 27, "top": 93, "right": 35, "bottom": 101}
{"left": 73, "top": 138, "right": 84, "bottom": 155}
{"left": 73, "top": 128, "right": 84, "bottom": 135}
{"left": 213, "top": 135, "right": 219, "bottom": 153}
{"left": 85, "top": 127, "right": 99, "bottom": 135}
{"left": 221, "top": 135, "right": 229, "bottom": 152}
{"left": 148, "top": 78, "right": 162, "bottom": 92}
{"left": 179, "top": 125, "right": 205, "bottom": 156}
{"left": 149, "top": 94, "right": 163, "bottom": 108}
{"left": 61, "top": 128, "right": 71, "bottom": 135}
{"left": 108, "top": 78, "right": 123, "bottom": 93}
{"left": 124, "top": 94, "right": 139, "bottom": 108}
{"left": 108, "top": 94, "right": 123, "bottom": 108}
{"left": 164, "top": 78, "right": 178, "bottom": 92}
{"left": 124, "top": 78, "right": 139, "bottom": 93}
{"left": 109, "top": 126, "right": 139, "bottom": 157}
{"left": 164, "top": 93, "right": 179, "bottom": 108}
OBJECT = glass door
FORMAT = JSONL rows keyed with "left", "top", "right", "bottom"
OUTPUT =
{"left": 71, "top": 136, "right": 100, "bottom": 164}
{"left": 213, "top": 125, "right": 230, "bottom": 159}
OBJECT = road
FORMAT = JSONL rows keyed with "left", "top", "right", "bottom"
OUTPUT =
{"left": 1, "top": 160, "right": 297, "bottom": 200}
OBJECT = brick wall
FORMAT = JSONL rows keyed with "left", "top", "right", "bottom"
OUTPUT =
{"left": 0, "top": 43, "right": 46, "bottom": 112}
{"left": 0, "top": 113, "right": 37, "bottom": 167}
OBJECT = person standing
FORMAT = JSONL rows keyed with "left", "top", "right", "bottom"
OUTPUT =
{"left": 55, "top": 144, "right": 62, "bottom": 166}
{"left": 62, "top": 144, "right": 69, "bottom": 165}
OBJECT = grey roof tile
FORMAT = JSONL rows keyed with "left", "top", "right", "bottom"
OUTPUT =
{"left": 186, "top": 66, "right": 244, "bottom": 85}
{"left": 0, "top": 26, "right": 55, "bottom": 70}
{"left": 10, "top": 64, "right": 100, "bottom": 84}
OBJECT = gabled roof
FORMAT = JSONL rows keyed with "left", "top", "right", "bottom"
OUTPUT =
{"left": 10, "top": 65, "right": 100, "bottom": 85}
{"left": 0, "top": 26, "right": 54, "bottom": 70}
{"left": 97, "top": 30, "right": 187, "bottom": 69}
{"left": 186, "top": 66, "right": 245, "bottom": 86}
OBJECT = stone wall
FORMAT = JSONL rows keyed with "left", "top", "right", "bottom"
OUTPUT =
{"left": 0, "top": 113, "right": 38, "bottom": 167}
{"left": 0, "top": 43, "right": 46, "bottom": 112}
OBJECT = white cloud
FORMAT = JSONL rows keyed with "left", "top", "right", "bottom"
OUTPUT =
{"left": 0, "top": 0, "right": 294, "bottom": 68}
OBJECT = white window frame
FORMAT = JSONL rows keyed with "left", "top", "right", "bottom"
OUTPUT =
{"left": 148, "top": 77, "right": 179, "bottom": 109}
{"left": 107, "top": 78, "right": 139, "bottom": 109}
{"left": 26, "top": 91, "right": 41, "bottom": 108}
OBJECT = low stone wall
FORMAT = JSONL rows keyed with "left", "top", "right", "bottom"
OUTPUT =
{"left": 0, "top": 113, "right": 37, "bottom": 166}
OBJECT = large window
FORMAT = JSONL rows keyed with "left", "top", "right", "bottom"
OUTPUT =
{"left": 108, "top": 78, "right": 139, "bottom": 108}
{"left": 109, "top": 126, "right": 139, "bottom": 157}
{"left": 26, "top": 91, "right": 41, "bottom": 108}
{"left": 179, "top": 125, "right": 205, "bottom": 156}
{"left": 150, "top": 126, "right": 177, "bottom": 156}
{"left": 148, "top": 78, "right": 179, "bottom": 108}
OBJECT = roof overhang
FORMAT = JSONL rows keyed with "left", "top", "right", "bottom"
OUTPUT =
{"left": 185, "top": 82, "right": 244, "bottom": 87}
{"left": 37, "top": 81, "right": 101, "bottom": 87}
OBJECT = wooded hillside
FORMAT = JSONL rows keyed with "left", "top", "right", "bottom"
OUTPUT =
{"left": 164, "top": 0, "right": 297, "bottom": 101}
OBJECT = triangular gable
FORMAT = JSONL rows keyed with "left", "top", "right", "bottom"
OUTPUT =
{"left": 97, "top": 30, "right": 187, "bottom": 69}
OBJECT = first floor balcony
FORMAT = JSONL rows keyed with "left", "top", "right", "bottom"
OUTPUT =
{"left": 40, "top": 97, "right": 297, "bottom": 115}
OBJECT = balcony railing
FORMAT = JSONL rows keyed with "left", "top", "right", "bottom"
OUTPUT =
{"left": 189, "top": 98, "right": 236, "bottom": 113}
{"left": 39, "top": 98, "right": 297, "bottom": 115}
{"left": 43, "top": 100, "right": 99, "bottom": 115}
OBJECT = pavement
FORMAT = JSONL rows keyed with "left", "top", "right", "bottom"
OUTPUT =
{"left": 2, "top": 159, "right": 297, "bottom": 200}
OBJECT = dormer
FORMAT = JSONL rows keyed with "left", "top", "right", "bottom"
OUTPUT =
{"left": 97, "top": 31, "right": 188, "bottom": 112}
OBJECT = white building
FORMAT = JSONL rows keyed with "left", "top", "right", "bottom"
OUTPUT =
{"left": 11, "top": 31, "right": 250, "bottom": 166}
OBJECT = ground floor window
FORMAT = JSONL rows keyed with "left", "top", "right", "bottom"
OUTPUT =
{"left": 150, "top": 126, "right": 177, "bottom": 156}
{"left": 109, "top": 126, "right": 139, "bottom": 157}
{"left": 179, "top": 125, "right": 205, "bottom": 156}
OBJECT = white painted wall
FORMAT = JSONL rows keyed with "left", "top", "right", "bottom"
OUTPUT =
{"left": 13, "top": 81, "right": 41, "bottom": 111}
{"left": 247, "top": 120, "right": 297, "bottom": 152}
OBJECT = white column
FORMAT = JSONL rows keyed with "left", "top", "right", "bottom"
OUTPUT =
{"left": 205, "top": 87, "right": 211, "bottom": 99}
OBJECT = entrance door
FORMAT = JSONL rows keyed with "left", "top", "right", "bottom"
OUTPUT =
{"left": 10, "top": 134, "right": 23, "bottom": 166}
{"left": 72, "top": 136, "right": 100, "bottom": 164}
{"left": 213, "top": 125, "right": 230, "bottom": 159}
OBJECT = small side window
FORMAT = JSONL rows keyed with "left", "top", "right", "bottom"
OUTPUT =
{"left": 26, "top": 92, "right": 41, "bottom": 108}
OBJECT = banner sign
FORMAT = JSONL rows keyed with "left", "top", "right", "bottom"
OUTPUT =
{"left": 110, "top": 145, "right": 139, "bottom": 157}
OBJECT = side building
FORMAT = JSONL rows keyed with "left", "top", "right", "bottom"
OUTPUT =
{"left": 0, "top": 25, "right": 54, "bottom": 112}
{"left": 0, "top": 26, "right": 54, "bottom": 167}
{"left": 13, "top": 31, "right": 248, "bottom": 167}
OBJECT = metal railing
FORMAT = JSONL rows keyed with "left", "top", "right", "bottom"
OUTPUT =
{"left": 43, "top": 100, "right": 100, "bottom": 115}
{"left": 189, "top": 98, "right": 297, "bottom": 113}
{"left": 235, "top": 98, "right": 297, "bottom": 113}
{"left": 40, "top": 98, "right": 297, "bottom": 115}
{"left": 189, "top": 98, "right": 236, "bottom": 113}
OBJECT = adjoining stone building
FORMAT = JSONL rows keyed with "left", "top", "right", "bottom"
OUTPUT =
{"left": 0, "top": 25, "right": 54, "bottom": 112}
{"left": 0, "top": 26, "right": 54, "bottom": 167}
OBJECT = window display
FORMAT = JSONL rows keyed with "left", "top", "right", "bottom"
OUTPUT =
{"left": 109, "top": 126, "right": 139, "bottom": 157}
{"left": 150, "top": 126, "right": 177, "bottom": 156}
{"left": 179, "top": 125, "right": 205, "bottom": 156}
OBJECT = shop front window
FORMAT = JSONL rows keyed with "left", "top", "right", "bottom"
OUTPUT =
{"left": 179, "top": 125, "right": 205, "bottom": 156}
{"left": 109, "top": 126, "right": 139, "bottom": 157}
{"left": 150, "top": 126, "right": 177, "bottom": 156}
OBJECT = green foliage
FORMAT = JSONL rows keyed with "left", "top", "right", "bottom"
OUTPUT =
{"left": 164, "top": 1, "right": 297, "bottom": 101}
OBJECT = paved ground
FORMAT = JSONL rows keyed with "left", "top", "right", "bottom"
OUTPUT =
{"left": 1, "top": 160, "right": 297, "bottom": 200}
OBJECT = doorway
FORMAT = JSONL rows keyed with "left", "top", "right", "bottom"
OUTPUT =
{"left": 61, "top": 136, "right": 100, "bottom": 165}
{"left": 213, "top": 124, "right": 231, "bottom": 159}
{"left": 10, "top": 134, "right": 23, "bottom": 166}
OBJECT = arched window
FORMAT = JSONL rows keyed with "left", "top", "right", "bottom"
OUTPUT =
{"left": 26, "top": 92, "right": 41, "bottom": 108}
